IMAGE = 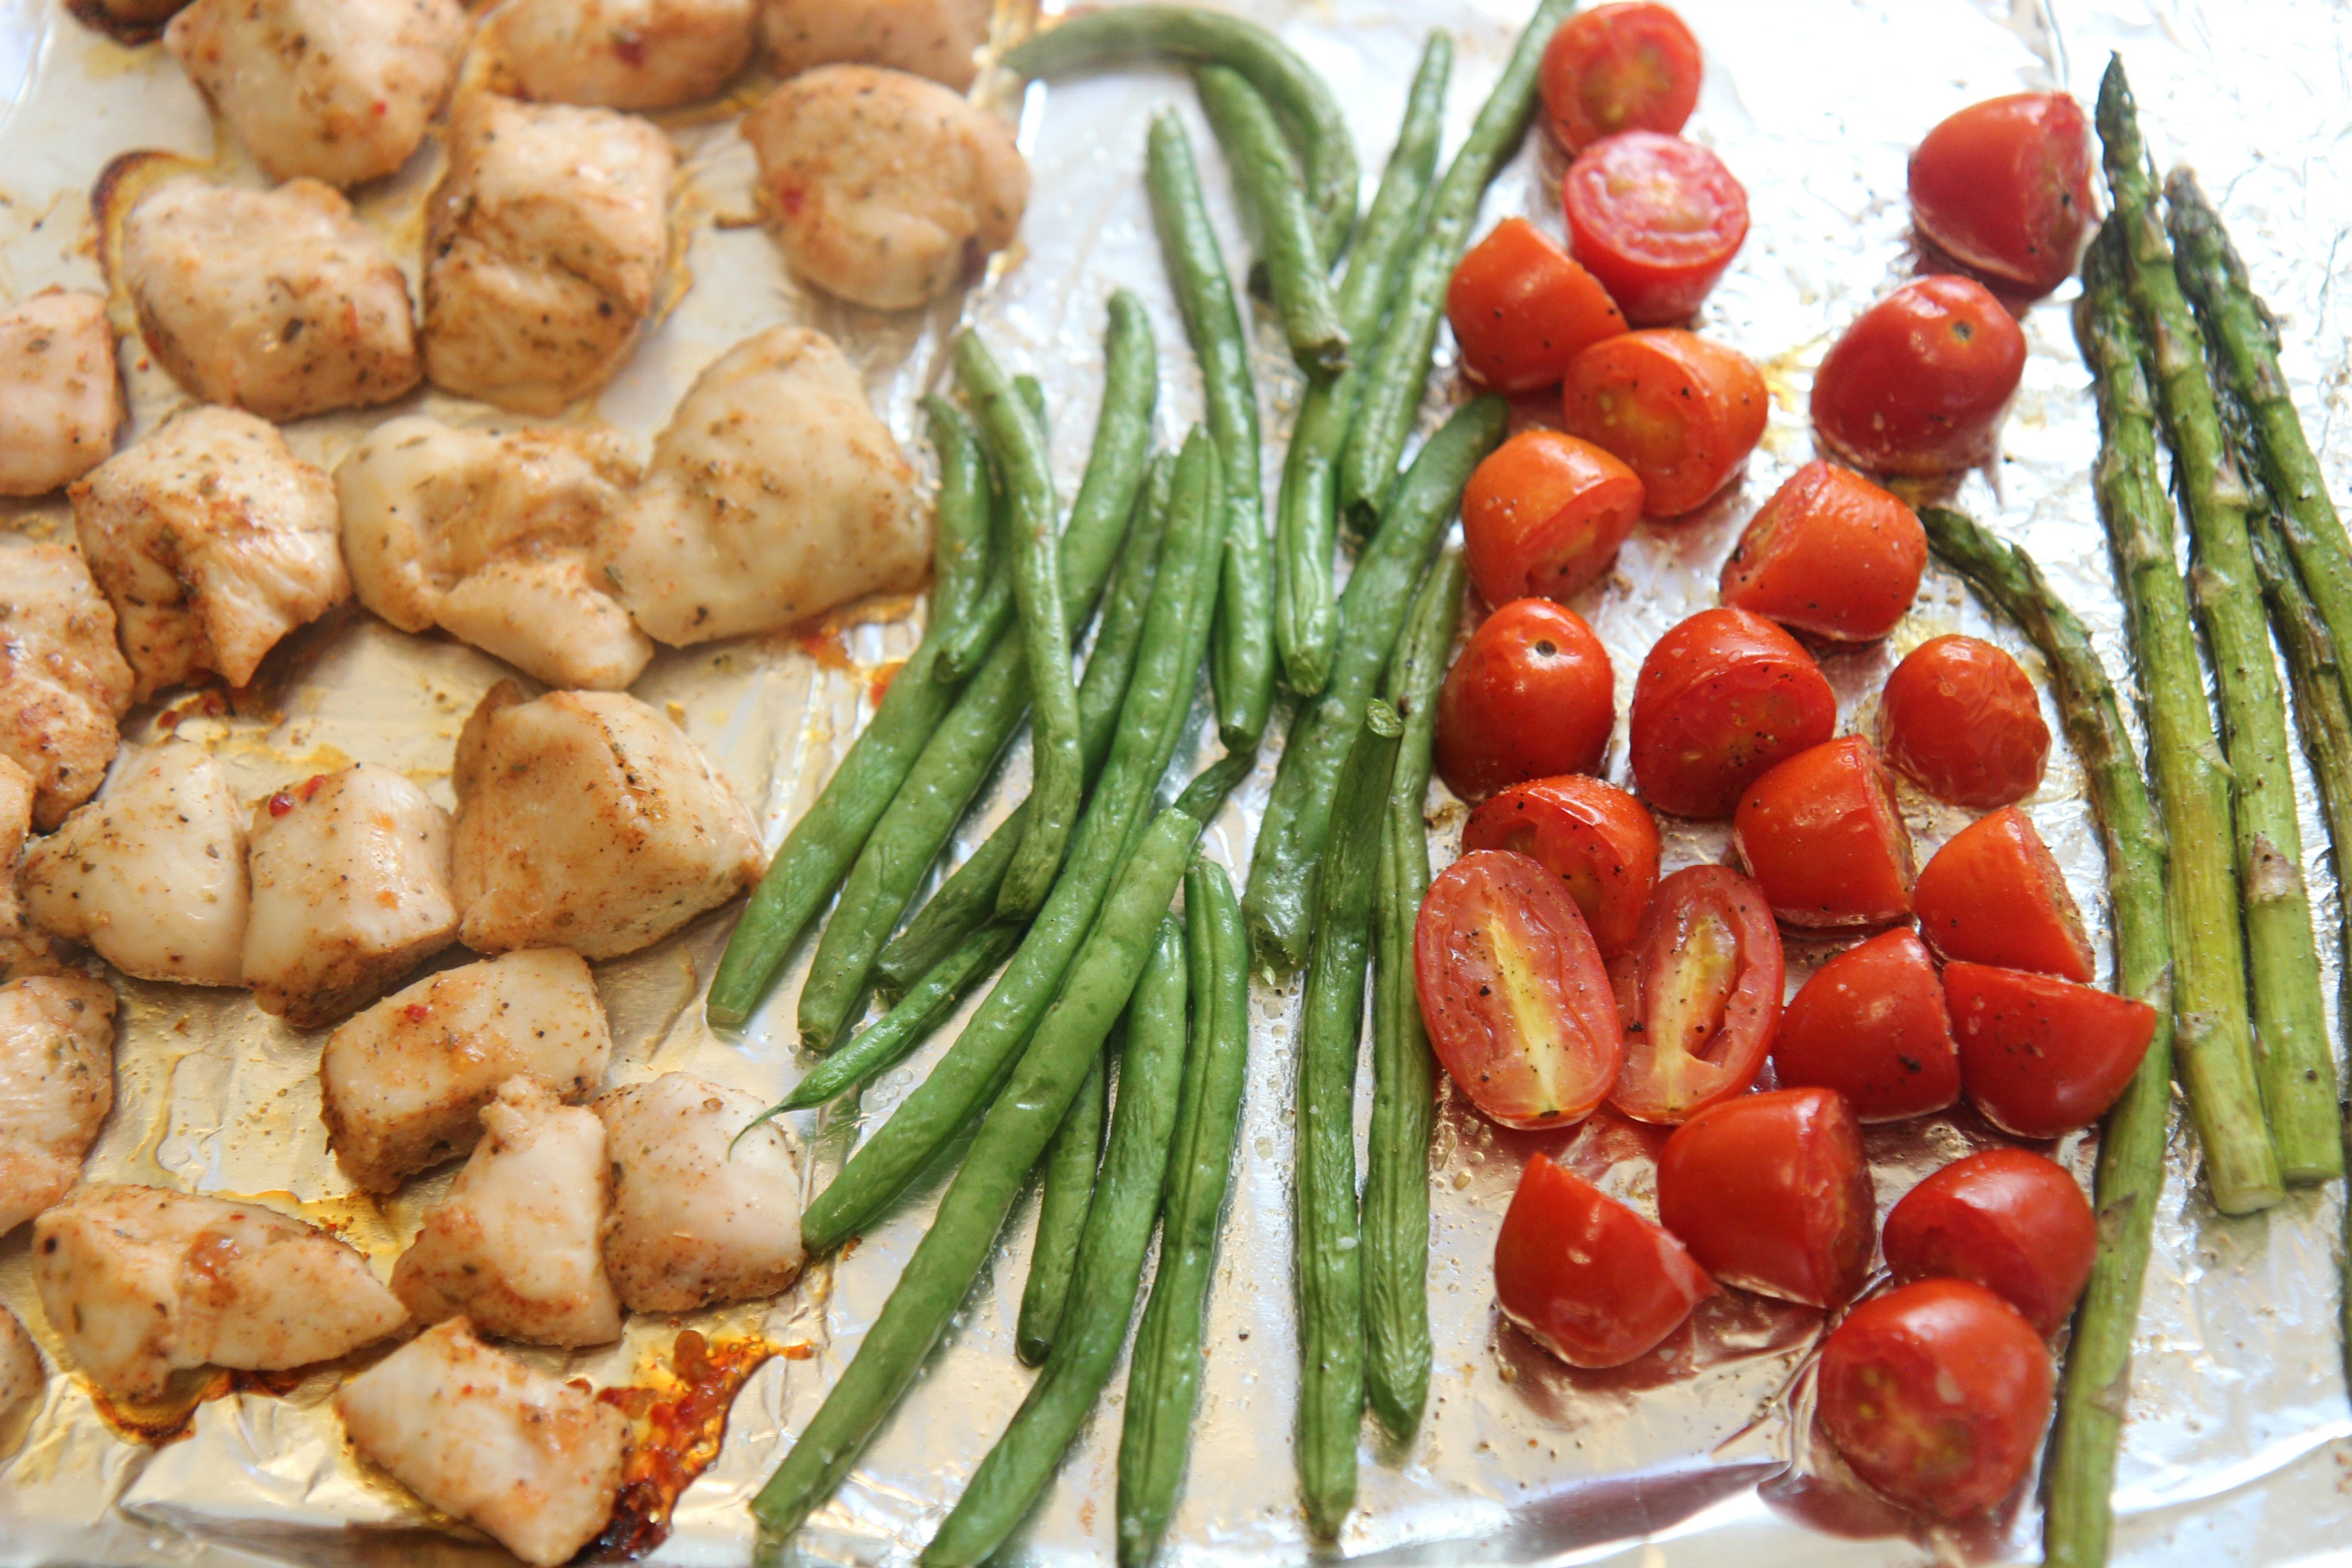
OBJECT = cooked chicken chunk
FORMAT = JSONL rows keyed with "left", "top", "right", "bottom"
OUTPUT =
{"left": 452, "top": 682, "right": 763, "bottom": 958}
{"left": 164, "top": 0, "right": 469, "bottom": 188}
{"left": 0, "top": 1304, "right": 40, "bottom": 1419}
{"left": 486, "top": 0, "right": 756, "bottom": 111}
{"left": 335, "top": 1317, "right": 625, "bottom": 1567}
{"left": 392, "top": 1075, "right": 621, "bottom": 1345}
{"left": 0, "top": 758, "right": 28, "bottom": 934}
{"left": 0, "top": 291, "right": 124, "bottom": 498}
{"left": 597, "top": 325, "right": 922, "bottom": 645}
{"left": 0, "top": 973, "right": 116, "bottom": 1235}
{"left": 743, "top": 65, "right": 1026, "bottom": 310}
{"left": 33, "top": 1184, "right": 407, "bottom": 1403}
{"left": 0, "top": 544, "right": 134, "bottom": 831}
{"left": 319, "top": 948, "right": 611, "bottom": 1192}
{"left": 23, "top": 741, "right": 250, "bottom": 987}
{"left": 761, "top": 0, "right": 989, "bottom": 89}
{"left": 595, "top": 1072, "right": 802, "bottom": 1311}
{"left": 71, "top": 406, "right": 349, "bottom": 699}
{"left": 119, "top": 177, "right": 420, "bottom": 422}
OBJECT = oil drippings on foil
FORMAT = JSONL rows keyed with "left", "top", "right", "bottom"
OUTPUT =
{"left": 586, "top": 1329, "right": 789, "bottom": 1561}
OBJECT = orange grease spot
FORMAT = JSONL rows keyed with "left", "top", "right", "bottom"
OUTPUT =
{"left": 586, "top": 1331, "right": 780, "bottom": 1560}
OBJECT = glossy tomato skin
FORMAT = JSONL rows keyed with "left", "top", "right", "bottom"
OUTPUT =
{"left": 1816, "top": 1279, "right": 2055, "bottom": 1520}
{"left": 1462, "top": 430, "right": 1645, "bottom": 607}
{"left": 1947, "top": 961, "right": 2158, "bottom": 1138}
{"left": 1494, "top": 1153, "right": 1718, "bottom": 1367}
{"left": 1538, "top": 1, "right": 1703, "bottom": 152}
{"left": 1563, "top": 130, "right": 1749, "bottom": 325}
{"left": 1462, "top": 775, "right": 1662, "bottom": 956}
{"left": 1735, "top": 737, "right": 1915, "bottom": 929}
{"left": 1447, "top": 219, "right": 1630, "bottom": 392}
{"left": 1880, "top": 634, "right": 2049, "bottom": 807}
{"left": 1769, "top": 928, "right": 1960, "bottom": 1121}
{"left": 1563, "top": 330, "right": 1769, "bottom": 516}
{"left": 1435, "top": 600, "right": 1616, "bottom": 802}
{"left": 1656, "top": 1087, "right": 1875, "bottom": 1307}
{"left": 1719, "top": 462, "right": 1927, "bottom": 642}
{"left": 1629, "top": 607, "right": 1836, "bottom": 819}
{"left": 1811, "top": 276, "right": 2027, "bottom": 476}
{"left": 1909, "top": 92, "right": 2096, "bottom": 298}
{"left": 1415, "top": 850, "right": 1625, "bottom": 1130}
{"left": 1882, "top": 1149, "right": 2095, "bottom": 1335}
{"left": 1913, "top": 807, "right": 2094, "bottom": 982}
{"left": 1608, "top": 864, "right": 1784, "bottom": 1123}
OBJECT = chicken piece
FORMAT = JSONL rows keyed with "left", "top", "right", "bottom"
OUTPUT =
{"left": 0, "top": 1304, "right": 41, "bottom": 1420}
{"left": 422, "top": 95, "right": 675, "bottom": 415}
{"left": 319, "top": 948, "right": 610, "bottom": 1192}
{"left": 595, "top": 1072, "right": 802, "bottom": 1311}
{"left": 0, "top": 544, "right": 136, "bottom": 829}
{"left": 0, "top": 291, "right": 125, "bottom": 498}
{"left": 23, "top": 740, "right": 250, "bottom": 987}
{"left": 0, "top": 758, "right": 28, "bottom": 935}
{"left": 71, "top": 406, "right": 349, "bottom": 699}
{"left": 164, "top": 0, "right": 469, "bottom": 188}
{"left": 451, "top": 682, "right": 762, "bottom": 958}
{"left": 391, "top": 1075, "right": 621, "bottom": 1345}
{"left": 761, "top": 0, "right": 989, "bottom": 89}
{"left": 596, "top": 325, "right": 923, "bottom": 645}
{"left": 118, "top": 176, "right": 420, "bottom": 422}
{"left": 742, "top": 65, "right": 1026, "bottom": 311}
{"left": 335, "top": 1318, "right": 625, "bottom": 1566}
{"left": 488, "top": 0, "right": 754, "bottom": 111}
{"left": 67, "top": 0, "right": 192, "bottom": 43}
{"left": 0, "top": 973, "right": 117, "bottom": 1235}
{"left": 33, "top": 1184, "right": 407, "bottom": 1403}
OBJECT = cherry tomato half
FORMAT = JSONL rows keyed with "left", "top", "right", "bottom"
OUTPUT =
{"left": 1435, "top": 599, "right": 1616, "bottom": 802}
{"left": 1538, "top": 1, "right": 1703, "bottom": 153}
{"left": 1461, "top": 430, "right": 1645, "bottom": 608}
{"left": 1462, "top": 775, "right": 1662, "bottom": 957}
{"left": 1494, "top": 1153, "right": 1718, "bottom": 1368}
{"left": 1909, "top": 92, "right": 2096, "bottom": 299}
{"left": 1947, "top": 961, "right": 2158, "bottom": 1138}
{"left": 1718, "top": 461, "right": 1927, "bottom": 643}
{"left": 1608, "top": 864, "right": 1783, "bottom": 1123}
{"left": 1447, "top": 218, "right": 1630, "bottom": 393}
{"left": 1880, "top": 634, "right": 2049, "bottom": 808}
{"left": 1883, "top": 1148, "right": 2095, "bottom": 1336}
{"left": 1563, "top": 330, "right": 1768, "bottom": 516}
{"left": 1769, "top": 927, "right": 1959, "bottom": 1122}
{"left": 1913, "top": 806, "right": 2094, "bottom": 982}
{"left": 1415, "top": 849, "right": 1625, "bottom": 1130}
{"left": 1563, "top": 130, "right": 1749, "bottom": 325}
{"left": 1735, "top": 737, "right": 1915, "bottom": 929}
{"left": 1812, "top": 276, "right": 2027, "bottom": 476}
{"left": 1656, "top": 1087, "right": 1875, "bottom": 1308}
{"left": 1629, "top": 607, "right": 1836, "bottom": 819}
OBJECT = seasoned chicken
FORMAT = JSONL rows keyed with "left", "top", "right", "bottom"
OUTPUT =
{"left": 595, "top": 1072, "right": 802, "bottom": 1311}
{"left": 596, "top": 325, "right": 923, "bottom": 645}
{"left": 32, "top": 1184, "right": 407, "bottom": 1403}
{"left": 0, "top": 973, "right": 116, "bottom": 1235}
{"left": 742, "top": 65, "right": 1026, "bottom": 310}
{"left": 0, "top": 543, "right": 134, "bottom": 830}
{"left": 164, "top": 0, "right": 469, "bottom": 188}
{"left": 71, "top": 406, "right": 349, "bottom": 699}
{"left": 334, "top": 1318, "right": 625, "bottom": 1567}
{"left": 319, "top": 948, "right": 611, "bottom": 1192}
{"left": 0, "top": 1304, "right": 40, "bottom": 1419}
{"left": 0, "top": 758, "right": 28, "bottom": 936}
{"left": 391, "top": 1075, "right": 621, "bottom": 1345}
{"left": 761, "top": 0, "right": 990, "bottom": 89}
{"left": 23, "top": 740, "right": 251, "bottom": 987}
{"left": 451, "top": 682, "right": 763, "bottom": 958}
{"left": 422, "top": 94, "right": 675, "bottom": 415}
{"left": 486, "top": 0, "right": 756, "bottom": 111}
{"left": 119, "top": 176, "right": 420, "bottom": 422}
{"left": 0, "top": 291, "right": 124, "bottom": 498}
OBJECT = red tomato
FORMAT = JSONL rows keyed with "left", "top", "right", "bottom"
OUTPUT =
{"left": 1811, "top": 276, "right": 2027, "bottom": 476}
{"left": 1461, "top": 430, "right": 1645, "bottom": 607}
{"left": 1909, "top": 92, "right": 2096, "bottom": 299}
{"left": 1562, "top": 130, "right": 1749, "bottom": 325}
{"left": 1608, "top": 864, "right": 1783, "bottom": 1123}
{"left": 1769, "top": 928, "right": 1959, "bottom": 1122}
{"left": 1913, "top": 807, "right": 2094, "bottom": 982}
{"left": 1538, "top": 1, "right": 1703, "bottom": 152}
{"left": 1629, "top": 607, "right": 1836, "bottom": 819}
{"left": 1435, "top": 599, "right": 1615, "bottom": 802}
{"left": 1880, "top": 634, "right": 2049, "bottom": 808}
{"left": 1816, "top": 1279, "right": 2055, "bottom": 1520}
{"left": 1462, "top": 776, "right": 1662, "bottom": 957}
{"left": 1494, "top": 1153, "right": 1717, "bottom": 1367}
{"left": 1734, "top": 737, "right": 1915, "bottom": 929}
{"left": 1718, "top": 461, "right": 1927, "bottom": 643}
{"left": 1414, "top": 850, "right": 1625, "bottom": 1130}
{"left": 1883, "top": 1149, "right": 2095, "bottom": 1336}
{"left": 1655, "top": 1087, "right": 1875, "bottom": 1307}
{"left": 1947, "top": 961, "right": 2158, "bottom": 1138}
{"left": 1562, "top": 330, "right": 1768, "bottom": 516}
{"left": 1447, "top": 219, "right": 1630, "bottom": 393}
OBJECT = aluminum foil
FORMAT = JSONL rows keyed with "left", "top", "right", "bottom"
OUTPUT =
{"left": 4, "top": 0, "right": 2352, "bottom": 1563}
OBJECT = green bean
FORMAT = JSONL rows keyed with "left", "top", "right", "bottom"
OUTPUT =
{"left": 1016, "top": 373, "right": 1050, "bottom": 433}
{"left": 934, "top": 480, "right": 1017, "bottom": 685}
{"left": 1197, "top": 65, "right": 1348, "bottom": 376}
{"left": 1016, "top": 1044, "right": 1108, "bottom": 1368}
{"left": 924, "top": 396, "right": 995, "bottom": 644}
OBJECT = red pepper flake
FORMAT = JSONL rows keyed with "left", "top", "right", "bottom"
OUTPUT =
{"left": 370, "top": 99, "right": 387, "bottom": 116}
{"left": 586, "top": 1331, "right": 780, "bottom": 1561}
{"left": 266, "top": 791, "right": 297, "bottom": 818}
{"left": 402, "top": 1003, "right": 431, "bottom": 1024}
{"left": 778, "top": 181, "right": 807, "bottom": 217}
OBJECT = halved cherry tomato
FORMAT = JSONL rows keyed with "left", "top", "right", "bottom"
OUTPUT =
{"left": 1538, "top": 1, "right": 1703, "bottom": 152}
{"left": 1562, "top": 130, "right": 1749, "bottom": 325}
{"left": 1494, "top": 1153, "right": 1718, "bottom": 1368}
{"left": 1769, "top": 928, "right": 1959, "bottom": 1122}
{"left": 1882, "top": 1148, "right": 2095, "bottom": 1336}
{"left": 1435, "top": 599, "right": 1615, "bottom": 802}
{"left": 1734, "top": 737, "right": 1915, "bottom": 929}
{"left": 1909, "top": 92, "right": 2096, "bottom": 299}
{"left": 1913, "top": 807, "right": 2093, "bottom": 982}
{"left": 1655, "top": 1087, "right": 1874, "bottom": 1307}
{"left": 1462, "top": 775, "right": 1662, "bottom": 956}
{"left": 1415, "top": 850, "right": 1625, "bottom": 1130}
{"left": 1629, "top": 607, "right": 1836, "bottom": 819}
{"left": 1461, "top": 430, "right": 1645, "bottom": 607}
{"left": 1447, "top": 219, "right": 1630, "bottom": 393}
{"left": 1608, "top": 864, "right": 1783, "bottom": 1123}
{"left": 1563, "top": 330, "right": 1767, "bottom": 516}
{"left": 1718, "top": 461, "right": 1927, "bottom": 643}
{"left": 1811, "top": 275, "right": 2027, "bottom": 476}
{"left": 1880, "top": 634, "right": 2049, "bottom": 808}
{"left": 1946, "top": 961, "right": 2157, "bottom": 1138}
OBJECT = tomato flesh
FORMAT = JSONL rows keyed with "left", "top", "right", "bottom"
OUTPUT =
{"left": 1538, "top": 1, "right": 1703, "bottom": 152}
{"left": 1447, "top": 218, "right": 1629, "bottom": 393}
{"left": 1909, "top": 92, "right": 2096, "bottom": 299}
{"left": 1913, "top": 806, "right": 2094, "bottom": 982}
{"left": 1656, "top": 1087, "right": 1874, "bottom": 1308}
{"left": 1563, "top": 130, "right": 1749, "bottom": 325}
{"left": 1882, "top": 1148, "right": 2095, "bottom": 1336}
{"left": 1608, "top": 864, "right": 1782, "bottom": 1123}
{"left": 1435, "top": 598, "right": 1615, "bottom": 802}
{"left": 1718, "top": 461, "right": 1927, "bottom": 643}
{"left": 1563, "top": 330, "right": 1768, "bottom": 517}
{"left": 1946, "top": 961, "right": 2157, "bottom": 1138}
{"left": 1880, "top": 634, "right": 2049, "bottom": 808}
{"left": 1811, "top": 275, "right": 2027, "bottom": 476}
{"left": 1734, "top": 737, "right": 1915, "bottom": 929}
{"left": 1629, "top": 607, "right": 1836, "bottom": 819}
{"left": 1461, "top": 429, "right": 1645, "bottom": 608}
{"left": 1769, "top": 927, "right": 1959, "bottom": 1122}
{"left": 1495, "top": 1153, "right": 1717, "bottom": 1368}
{"left": 1461, "top": 775, "right": 1661, "bottom": 957}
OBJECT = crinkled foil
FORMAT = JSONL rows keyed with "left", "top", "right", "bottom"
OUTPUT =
{"left": 4, "top": 0, "right": 2352, "bottom": 1562}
